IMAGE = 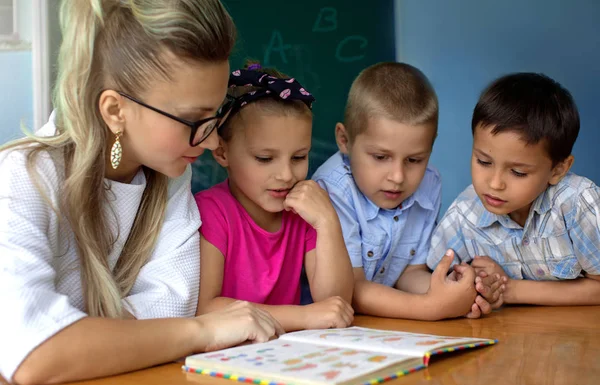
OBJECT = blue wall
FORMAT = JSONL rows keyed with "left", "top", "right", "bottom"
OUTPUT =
{"left": 397, "top": 0, "right": 600, "bottom": 214}
{"left": 0, "top": 51, "right": 33, "bottom": 144}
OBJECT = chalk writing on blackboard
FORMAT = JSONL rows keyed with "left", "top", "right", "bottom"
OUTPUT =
{"left": 336, "top": 35, "right": 368, "bottom": 63}
{"left": 313, "top": 7, "right": 338, "bottom": 32}
{"left": 264, "top": 30, "right": 292, "bottom": 65}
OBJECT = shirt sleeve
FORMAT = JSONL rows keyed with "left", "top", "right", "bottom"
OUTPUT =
{"left": 0, "top": 150, "right": 87, "bottom": 381}
{"left": 568, "top": 186, "right": 600, "bottom": 276}
{"left": 122, "top": 165, "right": 201, "bottom": 319}
{"left": 426, "top": 202, "right": 469, "bottom": 270}
{"left": 195, "top": 187, "right": 229, "bottom": 257}
{"left": 411, "top": 176, "right": 442, "bottom": 265}
{"left": 315, "top": 179, "right": 362, "bottom": 268}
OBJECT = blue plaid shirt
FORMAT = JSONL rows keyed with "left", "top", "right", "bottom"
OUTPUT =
{"left": 427, "top": 173, "right": 600, "bottom": 280}
{"left": 312, "top": 152, "right": 441, "bottom": 287}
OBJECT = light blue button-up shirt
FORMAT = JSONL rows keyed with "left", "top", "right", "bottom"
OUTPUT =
{"left": 312, "top": 152, "right": 442, "bottom": 287}
{"left": 427, "top": 173, "right": 600, "bottom": 280}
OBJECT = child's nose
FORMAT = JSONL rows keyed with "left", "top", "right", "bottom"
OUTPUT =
{"left": 388, "top": 163, "right": 405, "bottom": 184}
{"left": 277, "top": 162, "right": 294, "bottom": 182}
{"left": 489, "top": 170, "right": 506, "bottom": 190}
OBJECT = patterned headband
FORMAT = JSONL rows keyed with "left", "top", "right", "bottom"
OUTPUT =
{"left": 228, "top": 68, "right": 315, "bottom": 110}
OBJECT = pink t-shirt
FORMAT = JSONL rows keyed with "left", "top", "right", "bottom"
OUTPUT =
{"left": 195, "top": 180, "right": 317, "bottom": 305}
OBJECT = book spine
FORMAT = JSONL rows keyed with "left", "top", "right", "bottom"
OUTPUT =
{"left": 182, "top": 364, "right": 427, "bottom": 385}
{"left": 423, "top": 340, "right": 498, "bottom": 366}
{"left": 183, "top": 366, "right": 286, "bottom": 385}
{"left": 358, "top": 365, "right": 425, "bottom": 385}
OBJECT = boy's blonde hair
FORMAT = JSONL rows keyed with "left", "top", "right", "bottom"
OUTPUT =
{"left": 0, "top": 0, "right": 235, "bottom": 319}
{"left": 344, "top": 62, "right": 438, "bottom": 142}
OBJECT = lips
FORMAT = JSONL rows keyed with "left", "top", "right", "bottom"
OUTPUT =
{"left": 268, "top": 188, "right": 291, "bottom": 198}
{"left": 383, "top": 190, "right": 402, "bottom": 200}
{"left": 483, "top": 194, "right": 507, "bottom": 207}
{"left": 182, "top": 156, "right": 198, "bottom": 163}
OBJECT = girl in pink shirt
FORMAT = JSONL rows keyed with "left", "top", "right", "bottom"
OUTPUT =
{"left": 195, "top": 63, "right": 354, "bottom": 331}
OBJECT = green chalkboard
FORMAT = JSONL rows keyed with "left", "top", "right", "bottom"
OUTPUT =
{"left": 191, "top": 0, "right": 396, "bottom": 193}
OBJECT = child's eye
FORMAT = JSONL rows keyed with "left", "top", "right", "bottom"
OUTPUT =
{"left": 372, "top": 154, "right": 389, "bottom": 161}
{"left": 476, "top": 158, "right": 491, "bottom": 166}
{"left": 292, "top": 155, "right": 308, "bottom": 162}
{"left": 512, "top": 170, "right": 528, "bottom": 178}
{"left": 407, "top": 158, "right": 423, "bottom": 164}
{"left": 255, "top": 156, "right": 272, "bottom": 163}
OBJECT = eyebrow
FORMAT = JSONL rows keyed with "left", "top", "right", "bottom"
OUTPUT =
{"left": 473, "top": 148, "right": 535, "bottom": 168}
{"left": 175, "top": 106, "right": 215, "bottom": 114}
{"left": 365, "top": 145, "right": 430, "bottom": 157}
{"left": 250, "top": 147, "right": 311, "bottom": 153}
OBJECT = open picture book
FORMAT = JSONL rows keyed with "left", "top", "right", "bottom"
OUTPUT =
{"left": 183, "top": 326, "right": 497, "bottom": 385}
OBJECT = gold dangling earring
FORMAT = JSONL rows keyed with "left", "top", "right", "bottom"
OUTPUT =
{"left": 110, "top": 131, "right": 123, "bottom": 170}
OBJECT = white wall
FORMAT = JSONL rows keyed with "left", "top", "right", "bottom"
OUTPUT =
{"left": 0, "top": 0, "right": 33, "bottom": 144}
{"left": 17, "top": 0, "right": 32, "bottom": 42}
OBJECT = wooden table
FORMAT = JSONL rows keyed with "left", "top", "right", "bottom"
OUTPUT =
{"left": 4, "top": 306, "right": 599, "bottom": 385}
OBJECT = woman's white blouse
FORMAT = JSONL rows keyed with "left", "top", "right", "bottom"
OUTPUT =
{"left": 0, "top": 136, "right": 201, "bottom": 379}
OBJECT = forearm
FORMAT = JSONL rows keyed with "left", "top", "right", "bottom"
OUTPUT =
{"left": 395, "top": 267, "right": 432, "bottom": 294}
{"left": 309, "top": 223, "right": 354, "bottom": 303}
{"left": 203, "top": 297, "right": 307, "bottom": 332}
{"left": 505, "top": 277, "right": 600, "bottom": 305}
{"left": 14, "top": 316, "right": 199, "bottom": 385}
{"left": 353, "top": 280, "right": 440, "bottom": 321}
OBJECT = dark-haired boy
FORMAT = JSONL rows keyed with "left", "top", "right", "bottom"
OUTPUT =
{"left": 427, "top": 73, "right": 600, "bottom": 306}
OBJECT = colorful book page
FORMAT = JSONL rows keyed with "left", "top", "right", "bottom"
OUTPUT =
{"left": 280, "top": 326, "right": 492, "bottom": 357}
{"left": 185, "top": 338, "right": 419, "bottom": 385}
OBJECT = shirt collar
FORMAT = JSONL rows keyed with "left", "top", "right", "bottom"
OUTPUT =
{"left": 532, "top": 186, "right": 553, "bottom": 215}
{"left": 475, "top": 202, "right": 506, "bottom": 228}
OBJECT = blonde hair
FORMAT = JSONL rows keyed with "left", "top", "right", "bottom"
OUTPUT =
{"left": 0, "top": 0, "right": 235, "bottom": 318}
{"left": 219, "top": 60, "right": 312, "bottom": 142}
{"left": 344, "top": 62, "right": 438, "bottom": 142}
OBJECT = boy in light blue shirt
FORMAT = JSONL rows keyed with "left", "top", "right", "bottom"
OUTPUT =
{"left": 313, "top": 62, "right": 502, "bottom": 320}
{"left": 427, "top": 73, "right": 600, "bottom": 306}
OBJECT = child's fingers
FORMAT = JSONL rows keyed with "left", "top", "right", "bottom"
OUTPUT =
{"left": 470, "top": 257, "right": 489, "bottom": 268}
{"left": 457, "top": 264, "right": 475, "bottom": 283}
{"left": 489, "top": 276, "right": 503, "bottom": 294}
{"left": 490, "top": 293, "right": 504, "bottom": 309}
{"left": 465, "top": 303, "right": 481, "bottom": 319}
{"left": 453, "top": 263, "right": 472, "bottom": 276}
{"left": 453, "top": 263, "right": 475, "bottom": 283}
{"left": 475, "top": 295, "right": 492, "bottom": 315}
{"left": 432, "top": 250, "right": 455, "bottom": 281}
{"left": 475, "top": 280, "right": 490, "bottom": 297}
{"left": 480, "top": 273, "right": 498, "bottom": 287}
{"left": 341, "top": 309, "right": 354, "bottom": 326}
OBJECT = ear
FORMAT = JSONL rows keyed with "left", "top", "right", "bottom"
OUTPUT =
{"left": 98, "top": 90, "right": 126, "bottom": 135}
{"left": 212, "top": 137, "right": 230, "bottom": 168}
{"left": 549, "top": 155, "right": 574, "bottom": 185}
{"left": 335, "top": 122, "right": 351, "bottom": 154}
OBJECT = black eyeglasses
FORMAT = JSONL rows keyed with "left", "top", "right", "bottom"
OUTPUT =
{"left": 117, "top": 91, "right": 235, "bottom": 147}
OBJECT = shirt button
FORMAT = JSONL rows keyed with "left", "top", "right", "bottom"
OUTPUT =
{"left": 344, "top": 165, "right": 350, "bottom": 171}
{"left": 410, "top": 249, "right": 416, "bottom": 256}
{"left": 380, "top": 267, "right": 386, "bottom": 274}
{"left": 523, "top": 237, "right": 530, "bottom": 246}
{"left": 367, "top": 251, "right": 374, "bottom": 257}
{"left": 393, "top": 215, "right": 399, "bottom": 222}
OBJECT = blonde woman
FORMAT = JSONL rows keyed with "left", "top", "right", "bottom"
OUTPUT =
{"left": 0, "top": 1, "right": 282, "bottom": 384}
